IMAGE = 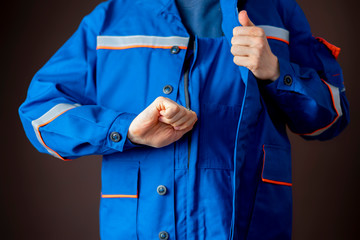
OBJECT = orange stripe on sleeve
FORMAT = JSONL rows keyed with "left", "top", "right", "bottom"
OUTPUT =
{"left": 36, "top": 109, "right": 73, "bottom": 161}
{"left": 266, "top": 36, "right": 289, "bottom": 45}
{"left": 300, "top": 79, "right": 340, "bottom": 136}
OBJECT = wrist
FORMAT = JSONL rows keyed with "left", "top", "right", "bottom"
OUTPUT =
{"left": 269, "top": 56, "right": 280, "bottom": 81}
{"left": 127, "top": 124, "right": 140, "bottom": 145}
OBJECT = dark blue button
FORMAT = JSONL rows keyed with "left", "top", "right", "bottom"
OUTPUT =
{"left": 284, "top": 75, "right": 293, "bottom": 86}
{"left": 170, "top": 46, "right": 180, "bottom": 54}
{"left": 163, "top": 85, "right": 173, "bottom": 95}
{"left": 157, "top": 185, "right": 167, "bottom": 196}
{"left": 110, "top": 132, "right": 121, "bottom": 142}
{"left": 159, "top": 231, "right": 169, "bottom": 240}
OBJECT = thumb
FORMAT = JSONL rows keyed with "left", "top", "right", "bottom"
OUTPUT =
{"left": 238, "top": 10, "right": 255, "bottom": 26}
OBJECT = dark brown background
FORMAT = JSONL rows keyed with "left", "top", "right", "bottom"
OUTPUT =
{"left": 1, "top": 0, "right": 359, "bottom": 239}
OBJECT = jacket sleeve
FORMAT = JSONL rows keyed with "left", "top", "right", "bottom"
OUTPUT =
{"left": 18, "top": 2, "right": 137, "bottom": 160}
{"left": 261, "top": 0, "right": 349, "bottom": 140}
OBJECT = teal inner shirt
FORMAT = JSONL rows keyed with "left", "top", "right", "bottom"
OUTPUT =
{"left": 175, "top": 0, "right": 223, "bottom": 37}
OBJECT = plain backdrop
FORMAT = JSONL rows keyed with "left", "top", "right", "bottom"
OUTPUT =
{"left": 1, "top": 0, "right": 359, "bottom": 239}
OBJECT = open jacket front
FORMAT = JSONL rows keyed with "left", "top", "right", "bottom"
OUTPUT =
{"left": 19, "top": 0, "right": 349, "bottom": 239}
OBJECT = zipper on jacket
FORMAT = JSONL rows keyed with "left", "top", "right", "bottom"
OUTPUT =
{"left": 184, "top": 36, "right": 195, "bottom": 168}
{"left": 184, "top": 36, "right": 194, "bottom": 110}
{"left": 184, "top": 67, "right": 190, "bottom": 110}
{"left": 184, "top": 58, "right": 191, "bottom": 167}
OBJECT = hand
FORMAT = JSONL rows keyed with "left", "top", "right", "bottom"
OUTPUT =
{"left": 231, "top": 10, "right": 280, "bottom": 81}
{"left": 127, "top": 96, "right": 198, "bottom": 148}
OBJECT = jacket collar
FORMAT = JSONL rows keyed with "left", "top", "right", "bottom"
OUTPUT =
{"left": 135, "top": 0, "right": 178, "bottom": 16}
{"left": 136, "top": 0, "right": 241, "bottom": 17}
{"left": 134, "top": 0, "right": 244, "bottom": 65}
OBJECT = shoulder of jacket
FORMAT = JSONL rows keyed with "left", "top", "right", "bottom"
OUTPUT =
{"left": 268, "top": 0, "right": 301, "bottom": 30}
{"left": 269, "top": 0, "right": 297, "bottom": 9}
{"left": 80, "top": 0, "right": 133, "bottom": 33}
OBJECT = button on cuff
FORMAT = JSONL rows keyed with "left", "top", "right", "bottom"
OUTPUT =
{"left": 106, "top": 112, "right": 137, "bottom": 152}
{"left": 110, "top": 132, "right": 121, "bottom": 142}
{"left": 283, "top": 75, "right": 293, "bottom": 86}
{"left": 273, "top": 57, "right": 297, "bottom": 92}
{"left": 261, "top": 58, "right": 298, "bottom": 98}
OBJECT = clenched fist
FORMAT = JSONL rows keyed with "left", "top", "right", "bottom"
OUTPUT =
{"left": 231, "top": 10, "right": 280, "bottom": 81}
{"left": 127, "top": 96, "right": 198, "bottom": 148}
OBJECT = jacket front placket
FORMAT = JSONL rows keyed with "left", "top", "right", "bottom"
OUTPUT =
{"left": 220, "top": 0, "right": 265, "bottom": 239}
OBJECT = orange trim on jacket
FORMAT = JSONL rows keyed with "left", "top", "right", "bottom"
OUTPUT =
{"left": 101, "top": 193, "right": 138, "bottom": 198}
{"left": 316, "top": 37, "right": 341, "bottom": 59}
{"left": 266, "top": 36, "right": 289, "bottom": 45}
{"left": 300, "top": 79, "right": 340, "bottom": 136}
{"left": 261, "top": 145, "right": 292, "bottom": 187}
{"left": 97, "top": 45, "right": 188, "bottom": 50}
{"left": 36, "top": 109, "right": 73, "bottom": 161}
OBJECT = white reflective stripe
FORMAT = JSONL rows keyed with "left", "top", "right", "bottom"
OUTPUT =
{"left": 304, "top": 82, "right": 342, "bottom": 137}
{"left": 257, "top": 25, "right": 290, "bottom": 44}
{"left": 31, "top": 103, "right": 81, "bottom": 159}
{"left": 97, "top": 35, "right": 189, "bottom": 49}
{"left": 329, "top": 83, "right": 343, "bottom": 118}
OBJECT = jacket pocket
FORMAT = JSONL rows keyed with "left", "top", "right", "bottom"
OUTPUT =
{"left": 246, "top": 144, "right": 292, "bottom": 240}
{"left": 100, "top": 160, "right": 139, "bottom": 239}
{"left": 261, "top": 144, "right": 292, "bottom": 186}
{"left": 95, "top": 35, "right": 188, "bottom": 113}
{"left": 197, "top": 102, "right": 241, "bottom": 169}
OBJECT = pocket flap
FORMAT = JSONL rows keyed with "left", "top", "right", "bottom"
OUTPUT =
{"left": 101, "top": 160, "right": 139, "bottom": 198}
{"left": 261, "top": 145, "right": 292, "bottom": 186}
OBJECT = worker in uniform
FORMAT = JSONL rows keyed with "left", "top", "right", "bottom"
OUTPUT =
{"left": 19, "top": 0, "right": 349, "bottom": 239}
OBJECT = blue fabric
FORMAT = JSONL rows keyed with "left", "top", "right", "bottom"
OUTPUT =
{"left": 174, "top": 36, "right": 243, "bottom": 239}
{"left": 19, "top": 0, "right": 350, "bottom": 239}
{"left": 175, "top": 0, "right": 223, "bottom": 37}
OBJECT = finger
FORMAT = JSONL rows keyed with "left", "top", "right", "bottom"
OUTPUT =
{"left": 175, "top": 125, "right": 193, "bottom": 134}
{"left": 171, "top": 110, "right": 195, "bottom": 128}
{"left": 230, "top": 45, "right": 255, "bottom": 57}
{"left": 154, "top": 96, "right": 181, "bottom": 119}
{"left": 159, "top": 108, "right": 186, "bottom": 124}
{"left": 231, "top": 35, "right": 252, "bottom": 46}
{"left": 175, "top": 117, "right": 197, "bottom": 132}
{"left": 238, "top": 10, "right": 255, "bottom": 27}
{"left": 233, "top": 26, "right": 265, "bottom": 38}
{"left": 159, "top": 103, "right": 181, "bottom": 119}
{"left": 174, "top": 112, "right": 198, "bottom": 131}
{"left": 233, "top": 55, "right": 255, "bottom": 69}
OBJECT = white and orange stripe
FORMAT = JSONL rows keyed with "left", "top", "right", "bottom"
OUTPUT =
{"left": 31, "top": 103, "right": 81, "bottom": 160}
{"left": 258, "top": 25, "right": 290, "bottom": 45}
{"left": 97, "top": 35, "right": 189, "bottom": 50}
{"left": 300, "top": 80, "right": 343, "bottom": 137}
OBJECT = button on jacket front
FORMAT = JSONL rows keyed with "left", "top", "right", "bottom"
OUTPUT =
{"left": 19, "top": 0, "right": 349, "bottom": 239}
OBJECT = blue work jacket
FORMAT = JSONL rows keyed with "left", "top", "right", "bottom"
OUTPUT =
{"left": 19, "top": 0, "right": 349, "bottom": 239}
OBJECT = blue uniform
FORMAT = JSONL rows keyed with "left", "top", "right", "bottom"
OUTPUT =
{"left": 19, "top": 0, "right": 349, "bottom": 239}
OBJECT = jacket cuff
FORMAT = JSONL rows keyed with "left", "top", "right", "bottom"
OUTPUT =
{"left": 261, "top": 57, "right": 297, "bottom": 94}
{"left": 105, "top": 112, "right": 138, "bottom": 152}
